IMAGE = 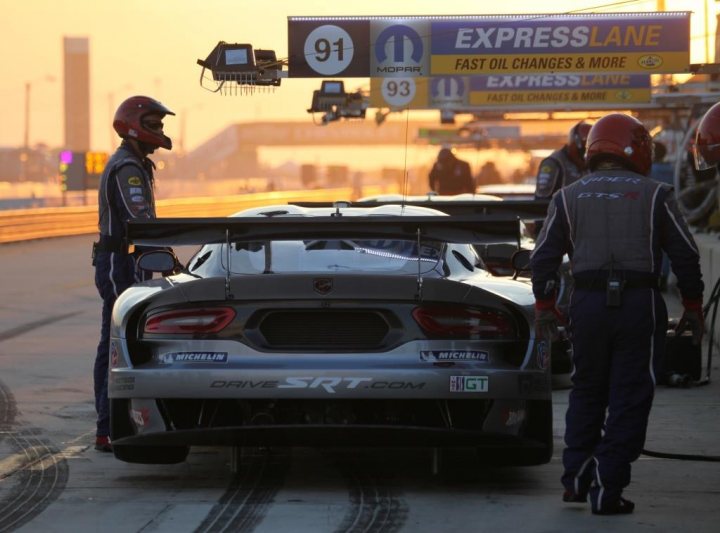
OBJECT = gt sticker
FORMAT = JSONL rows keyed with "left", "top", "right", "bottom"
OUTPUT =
{"left": 159, "top": 352, "right": 228, "bottom": 364}
{"left": 129, "top": 187, "right": 143, "bottom": 195}
{"left": 130, "top": 195, "right": 145, "bottom": 203}
{"left": 127, "top": 176, "right": 142, "bottom": 185}
{"left": 450, "top": 375, "right": 488, "bottom": 392}
{"left": 421, "top": 350, "right": 488, "bottom": 362}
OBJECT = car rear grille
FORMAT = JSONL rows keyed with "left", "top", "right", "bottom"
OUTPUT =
{"left": 257, "top": 310, "right": 391, "bottom": 349}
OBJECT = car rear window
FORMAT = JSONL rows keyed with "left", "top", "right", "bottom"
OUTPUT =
{"left": 222, "top": 239, "right": 444, "bottom": 275}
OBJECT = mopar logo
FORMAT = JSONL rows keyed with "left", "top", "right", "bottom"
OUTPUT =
{"left": 431, "top": 76, "right": 465, "bottom": 98}
{"left": 375, "top": 25, "right": 423, "bottom": 64}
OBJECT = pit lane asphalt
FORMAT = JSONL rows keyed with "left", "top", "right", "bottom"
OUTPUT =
{"left": 0, "top": 235, "right": 718, "bottom": 533}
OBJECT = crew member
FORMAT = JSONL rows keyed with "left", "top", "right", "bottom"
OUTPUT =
{"left": 692, "top": 102, "right": 720, "bottom": 178}
{"left": 428, "top": 147, "right": 474, "bottom": 195}
{"left": 92, "top": 95, "right": 175, "bottom": 452}
{"left": 534, "top": 120, "right": 592, "bottom": 199}
{"left": 530, "top": 113, "right": 704, "bottom": 515}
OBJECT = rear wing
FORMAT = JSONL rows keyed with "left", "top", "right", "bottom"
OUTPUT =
{"left": 127, "top": 215, "right": 523, "bottom": 247}
{"left": 291, "top": 199, "right": 550, "bottom": 219}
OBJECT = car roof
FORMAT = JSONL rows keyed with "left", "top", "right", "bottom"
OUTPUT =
{"left": 231, "top": 203, "right": 449, "bottom": 218}
{"left": 357, "top": 193, "right": 503, "bottom": 202}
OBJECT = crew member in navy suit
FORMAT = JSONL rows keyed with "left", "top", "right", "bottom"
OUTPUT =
{"left": 534, "top": 120, "right": 592, "bottom": 199}
{"left": 530, "top": 113, "right": 704, "bottom": 515}
{"left": 92, "top": 95, "right": 174, "bottom": 452}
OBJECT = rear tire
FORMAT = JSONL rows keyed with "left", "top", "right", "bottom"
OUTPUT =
{"left": 110, "top": 399, "right": 189, "bottom": 464}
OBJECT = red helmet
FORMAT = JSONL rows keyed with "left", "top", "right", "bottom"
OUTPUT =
{"left": 585, "top": 113, "right": 652, "bottom": 176}
{"left": 113, "top": 95, "right": 175, "bottom": 150}
{"left": 693, "top": 102, "right": 720, "bottom": 170}
{"left": 566, "top": 120, "right": 592, "bottom": 167}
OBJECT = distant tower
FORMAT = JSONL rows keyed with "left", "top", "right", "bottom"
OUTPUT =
{"left": 63, "top": 36, "right": 90, "bottom": 151}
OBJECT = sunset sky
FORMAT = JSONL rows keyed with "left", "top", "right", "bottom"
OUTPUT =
{"left": 1, "top": 0, "right": 716, "bottom": 154}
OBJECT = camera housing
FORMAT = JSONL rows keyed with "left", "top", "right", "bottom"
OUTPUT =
{"left": 197, "top": 42, "right": 282, "bottom": 89}
{"left": 307, "top": 81, "right": 368, "bottom": 125}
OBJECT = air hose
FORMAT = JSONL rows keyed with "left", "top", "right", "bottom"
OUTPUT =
{"left": 640, "top": 275, "right": 720, "bottom": 462}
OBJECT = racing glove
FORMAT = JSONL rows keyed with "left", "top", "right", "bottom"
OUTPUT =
{"left": 534, "top": 299, "right": 564, "bottom": 341}
{"left": 676, "top": 299, "right": 705, "bottom": 346}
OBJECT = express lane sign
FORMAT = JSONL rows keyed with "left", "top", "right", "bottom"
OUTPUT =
{"left": 369, "top": 73, "right": 651, "bottom": 110}
{"left": 288, "top": 12, "right": 690, "bottom": 77}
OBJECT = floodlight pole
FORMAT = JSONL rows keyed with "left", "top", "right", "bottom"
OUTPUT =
{"left": 22, "top": 75, "right": 55, "bottom": 181}
{"left": 23, "top": 82, "right": 30, "bottom": 152}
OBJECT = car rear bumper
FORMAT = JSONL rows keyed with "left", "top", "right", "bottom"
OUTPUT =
{"left": 112, "top": 423, "right": 549, "bottom": 450}
{"left": 109, "top": 366, "right": 551, "bottom": 400}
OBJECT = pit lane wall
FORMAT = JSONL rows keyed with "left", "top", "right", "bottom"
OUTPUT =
{"left": 0, "top": 186, "right": 394, "bottom": 244}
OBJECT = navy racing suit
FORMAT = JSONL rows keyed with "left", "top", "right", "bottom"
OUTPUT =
{"left": 530, "top": 169, "right": 703, "bottom": 511}
{"left": 93, "top": 140, "right": 158, "bottom": 438}
{"left": 534, "top": 147, "right": 586, "bottom": 199}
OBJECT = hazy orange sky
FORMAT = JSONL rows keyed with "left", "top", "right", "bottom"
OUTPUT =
{"left": 2, "top": 0, "right": 716, "bottom": 154}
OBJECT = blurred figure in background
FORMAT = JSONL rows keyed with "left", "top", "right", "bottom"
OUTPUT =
{"left": 534, "top": 120, "right": 592, "bottom": 199}
{"left": 651, "top": 140, "right": 673, "bottom": 186}
{"left": 476, "top": 160, "right": 502, "bottom": 186}
{"left": 428, "top": 147, "right": 474, "bottom": 195}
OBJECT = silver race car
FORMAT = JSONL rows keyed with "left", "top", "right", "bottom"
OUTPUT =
{"left": 108, "top": 203, "right": 553, "bottom": 466}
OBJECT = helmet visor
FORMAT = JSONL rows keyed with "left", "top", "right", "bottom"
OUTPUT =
{"left": 692, "top": 143, "right": 720, "bottom": 171}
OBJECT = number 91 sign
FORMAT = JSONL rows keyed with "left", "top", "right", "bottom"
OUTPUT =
{"left": 304, "top": 25, "right": 353, "bottom": 76}
{"left": 289, "top": 19, "right": 370, "bottom": 77}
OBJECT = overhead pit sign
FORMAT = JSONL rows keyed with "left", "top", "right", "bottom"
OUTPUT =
{"left": 432, "top": 13, "right": 689, "bottom": 74}
{"left": 289, "top": 13, "right": 690, "bottom": 77}
{"left": 370, "top": 74, "right": 651, "bottom": 110}
{"left": 469, "top": 73, "right": 651, "bottom": 107}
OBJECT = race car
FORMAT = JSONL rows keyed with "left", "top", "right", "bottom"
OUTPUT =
{"left": 108, "top": 203, "right": 554, "bottom": 466}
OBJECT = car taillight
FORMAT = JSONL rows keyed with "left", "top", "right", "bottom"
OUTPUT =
{"left": 144, "top": 307, "right": 236, "bottom": 334}
{"left": 412, "top": 305, "right": 517, "bottom": 339}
